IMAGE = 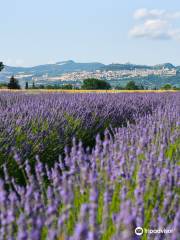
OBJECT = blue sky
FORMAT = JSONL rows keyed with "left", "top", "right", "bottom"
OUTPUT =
{"left": 1, "top": 0, "right": 180, "bottom": 66}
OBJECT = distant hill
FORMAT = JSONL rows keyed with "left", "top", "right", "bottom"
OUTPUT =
{"left": 102, "top": 63, "right": 152, "bottom": 71}
{"left": 102, "top": 62, "right": 176, "bottom": 71}
{"left": 3, "top": 60, "right": 105, "bottom": 76}
{"left": 2, "top": 60, "right": 177, "bottom": 76}
{"left": 0, "top": 60, "right": 179, "bottom": 88}
{"left": 153, "top": 63, "right": 176, "bottom": 70}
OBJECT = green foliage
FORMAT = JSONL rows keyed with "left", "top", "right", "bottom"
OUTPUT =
{"left": 0, "top": 83, "right": 8, "bottom": 89}
{"left": 25, "top": 82, "right": 29, "bottom": 89}
{"left": 81, "top": 78, "right": 111, "bottom": 90}
{"left": 161, "top": 84, "right": 172, "bottom": 90}
{"left": 41, "top": 227, "right": 48, "bottom": 240}
{"left": 30, "top": 84, "right": 74, "bottom": 90}
{"left": 143, "top": 180, "right": 159, "bottom": 228}
{"left": 166, "top": 137, "right": 180, "bottom": 163}
{"left": 114, "top": 85, "right": 124, "bottom": 90}
{"left": 110, "top": 182, "right": 121, "bottom": 214}
{"left": 64, "top": 113, "right": 111, "bottom": 150}
{"left": 0, "top": 62, "right": 4, "bottom": 72}
{"left": 66, "top": 187, "right": 89, "bottom": 235}
{"left": 115, "top": 82, "right": 144, "bottom": 90}
{"left": 0, "top": 112, "right": 113, "bottom": 184}
{"left": 97, "top": 191, "right": 104, "bottom": 225}
{"left": 60, "top": 84, "right": 73, "bottom": 90}
{"left": 32, "top": 81, "right": 35, "bottom": 89}
{"left": 40, "top": 129, "right": 60, "bottom": 166}
{"left": 125, "top": 81, "right": 139, "bottom": 90}
{"left": 29, "top": 82, "right": 42, "bottom": 89}
{"left": 101, "top": 219, "right": 116, "bottom": 240}
{"left": 173, "top": 86, "right": 180, "bottom": 90}
{"left": 8, "top": 76, "right": 21, "bottom": 89}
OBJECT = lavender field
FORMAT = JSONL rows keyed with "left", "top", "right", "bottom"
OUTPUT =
{"left": 0, "top": 92, "right": 179, "bottom": 240}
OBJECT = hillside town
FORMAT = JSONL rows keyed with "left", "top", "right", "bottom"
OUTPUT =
{"left": 30, "top": 67, "right": 177, "bottom": 83}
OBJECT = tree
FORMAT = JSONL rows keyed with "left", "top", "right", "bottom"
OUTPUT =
{"left": 0, "top": 62, "right": 4, "bottom": 72}
{"left": 173, "top": 86, "right": 180, "bottom": 90}
{"left": 138, "top": 84, "right": 144, "bottom": 90}
{"left": 161, "top": 84, "right": 172, "bottom": 90}
{"left": 81, "top": 78, "right": 111, "bottom": 90}
{"left": 61, "top": 84, "right": 73, "bottom": 90}
{"left": 115, "top": 85, "right": 124, "bottom": 90}
{"left": 8, "top": 76, "right": 21, "bottom": 89}
{"left": 125, "top": 81, "right": 139, "bottom": 90}
{"left": 25, "top": 82, "right": 29, "bottom": 89}
{"left": 32, "top": 81, "right": 35, "bottom": 89}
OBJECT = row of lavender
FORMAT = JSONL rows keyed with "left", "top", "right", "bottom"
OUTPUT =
{"left": 0, "top": 92, "right": 180, "bottom": 239}
{"left": 0, "top": 92, "right": 166, "bottom": 183}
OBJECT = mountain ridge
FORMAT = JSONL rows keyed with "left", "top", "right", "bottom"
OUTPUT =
{"left": 2, "top": 60, "right": 177, "bottom": 72}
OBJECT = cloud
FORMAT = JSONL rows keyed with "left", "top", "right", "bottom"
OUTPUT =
{"left": 134, "top": 8, "right": 166, "bottom": 20}
{"left": 134, "top": 8, "right": 180, "bottom": 20}
{"left": 130, "top": 19, "right": 171, "bottom": 40}
{"left": 130, "top": 8, "right": 180, "bottom": 41}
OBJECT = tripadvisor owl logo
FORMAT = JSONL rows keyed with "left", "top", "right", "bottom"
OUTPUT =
{"left": 135, "top": 227, "right": 144, "bottom": 236}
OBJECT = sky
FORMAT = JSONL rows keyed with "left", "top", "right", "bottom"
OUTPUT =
{"left": 1, "top": 0, "right": 180, "bottom": 66}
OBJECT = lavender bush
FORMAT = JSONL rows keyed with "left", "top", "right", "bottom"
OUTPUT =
{"left": 0, "top": 92, "right": 179, "bottom": 239}
{"left": 0, "top": 92, "right": 165, "bottom": 182}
